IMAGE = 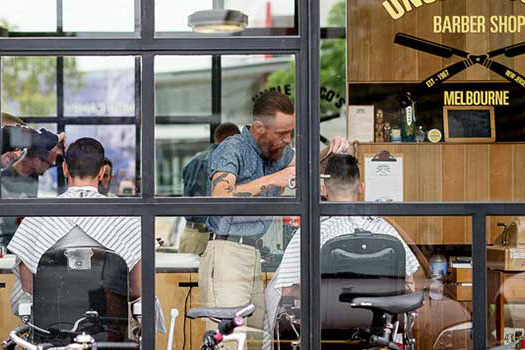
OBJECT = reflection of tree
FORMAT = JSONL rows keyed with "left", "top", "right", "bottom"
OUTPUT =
{"left": 0, "top": 21, "right": 83, "bottom": 116}
{"left": 265, "top": 0, "right": 346, "bottom": 115}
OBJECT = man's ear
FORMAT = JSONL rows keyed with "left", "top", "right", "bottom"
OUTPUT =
{"left": 252, "top": 120, "right": 266, "bottom": 135}
{"left": 320, "top": 181, "right": 328, "bottom": 198}
{"left": 62, "top": 161, "right": 69, "bottom": 178}
{"left": 359, "top": 182, "right": 364, "bottom": 195}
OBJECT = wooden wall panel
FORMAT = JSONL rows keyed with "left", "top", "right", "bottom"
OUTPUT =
{"left": 442, "top": 145, "right": 469, "bottom": 244}
{"left": 418, "top": 145, "right": 443, "bottom": 244}
{"left": 356, "top": 143, "right": 522, "bottom": 244}
{"left": 489, "top": 145, "right": 514, "bottom": 242}
{"left": 441, "top": 0, "right": 467, "bottom": 81}
{"left": 347, "top": 0, "right": 524, "bottom": 82}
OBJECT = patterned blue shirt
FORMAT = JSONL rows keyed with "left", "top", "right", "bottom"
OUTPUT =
{"left": 207, "top": 127, "right": 294, "bottom": 237}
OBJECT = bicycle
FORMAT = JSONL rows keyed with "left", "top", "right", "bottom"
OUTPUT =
{"left": 2, "top": 307, "right": 141, "bottom": 350}
{"left": 185, "top": 304, "right": 256, "bottom": 350}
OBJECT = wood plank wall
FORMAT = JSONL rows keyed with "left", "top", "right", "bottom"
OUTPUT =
{"left": 357, "top": 143, "right": 525, "bottom": 244}
{"left": 347, "top": 1, "right": 525, "bottom": 82}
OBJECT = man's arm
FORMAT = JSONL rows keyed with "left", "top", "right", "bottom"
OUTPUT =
{"left": 211, "top": 168, "right": 295, "bottom": 197}
{"left": 129, "top": 260, "right": 142, "bottom": 301}
{"left": 20, "top": 262, "right": 33, "bottom": 294}
{"left": 405, "top": 275, "right": 415, "bottom": 292}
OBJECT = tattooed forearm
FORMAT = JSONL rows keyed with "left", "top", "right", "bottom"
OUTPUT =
{"left": 260, "top": 185, "right": 272, "bottom": 193}
{"left": 232, "top": 192, "right": 253, "bottom": 197}
{"left": 212, "top": 173, "right": 229, "bottom": 191}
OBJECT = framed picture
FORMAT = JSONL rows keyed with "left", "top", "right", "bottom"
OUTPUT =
{"left": 443, "top": 106, "right": 495, "bottom": 143}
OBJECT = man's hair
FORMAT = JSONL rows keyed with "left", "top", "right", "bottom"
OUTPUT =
{"left": 324, "top": 154, "right": 360, "bottom": 194}
{"left": 214, "top": 122, "right": 240, "bottom": 143}
{"left": 1, "top": 112, "right": 26, "bottom": 126}
{"left": 65, "top": 138, "right": 105, "bottom": 178}
{"left": 103, "top": 157, "right": 113, "bottom": 174}
{"left": 252, "top": 91, "right": 294, "bottom": 125}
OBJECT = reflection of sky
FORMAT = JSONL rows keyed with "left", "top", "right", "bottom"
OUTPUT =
{"left": 0, "top": 0, "right": 338, "bottom": 34}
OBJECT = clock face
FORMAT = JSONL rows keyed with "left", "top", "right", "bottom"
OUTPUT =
{"left": 348, "top": 0, "right": 525, "bottom": 142}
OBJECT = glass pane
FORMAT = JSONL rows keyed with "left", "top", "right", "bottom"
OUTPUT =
{"left": 487, "top": 215, "right": 525, "bottom": 348}
{"left": 155, "top": 0, "right": 296, "bottom": 35}
{"left": 0, "top": 215, "right": 142, "bottom": 345}
{"left": 316, "top": 215, "right": 471, "bottom": 350}
{"left": 347, "top": 0, "right": 525, "bottom": 202}
{"left": 320, "top": 0, "right": 344, "bottom": 28}
{"left": 63, "top": 0, "right": 136, "bottom": 34}
{"left": 0, "top": 0, "right": 56, "bottom": 32}
{"left": 155, "top": 56, "right": 212, "bottom": 116}
{"left": 154, "top": 215, "right": 296, "bottom": 350}
{"left": 65, "top": 56, "right": 137, "bottom": 117}
{"left": 155, "top": 54, "right": 297, "bottom": 198}
{"left": 66, "top": 125, "right": 138, "bottom": 197}
{"left": 1, "top": 57, "right": 57, "bottom": 117}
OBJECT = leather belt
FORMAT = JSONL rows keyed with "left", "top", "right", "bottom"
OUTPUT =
{"left": 209, "top": 233, "right": 263, "bottom": 249}
{"left": 186, "top": 222, "right": 208, "bottom": 232}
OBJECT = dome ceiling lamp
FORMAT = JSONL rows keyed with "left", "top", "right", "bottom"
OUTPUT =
{"left": 188, "top": 9, "right": 248, "bottom": 33}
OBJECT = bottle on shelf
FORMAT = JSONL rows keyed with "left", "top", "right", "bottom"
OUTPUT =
{"left": 415, "top": 126, "right": 425, "bottom": 142}
{"left": 400, "top": 93, "right": 416, "bottom": 142}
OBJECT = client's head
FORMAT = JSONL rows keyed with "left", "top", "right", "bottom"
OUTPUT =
{"left": 63, "top": 137, "right": 105, "bottom": 186}
{"left": 322, "top": 153, "right": 363, "bottom": 202}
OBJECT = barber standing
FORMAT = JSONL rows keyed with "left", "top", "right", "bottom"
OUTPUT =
{"left": 199, "top": 91, "right": 349, "bottom": 336}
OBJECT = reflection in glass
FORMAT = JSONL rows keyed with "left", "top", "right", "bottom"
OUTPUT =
{"left": 0, "top": 215, "right": 142, "bottom": 345}
{"left": 65, "top": 57, "right": 136, "bottom": 117}
{"left": 1, "top": 57, "right": 58, "bottom": 116}
{"left": 0, "top": 0, "right": 56, "bottom": 32}
{"left": 154, "top": 215, "right": 297, "bottom": 350}
{"left": 66, "top": 125, "right": 137, "bottom": 197}
{"left": 155, "top": 56, "right": 212, "bottom": 116}
{"left": 155, "top": 0, "right": 296, "bottom": 34}
{"left": 487, "top": 216, "right": 525, "bottom": 347}
{"left": 63, "top": 0, "right": 136, "bottom": 33}
{"left": 154, "top": 54, "right": 296, "bottom": 197}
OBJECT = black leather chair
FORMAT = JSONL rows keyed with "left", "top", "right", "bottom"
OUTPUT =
{"left": 320, "top": 230, "right": 424, "bottom": 349}
{"left": 32, "top": 227, "right": 129, "bottom": 345}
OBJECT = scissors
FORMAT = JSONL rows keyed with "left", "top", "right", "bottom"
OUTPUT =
{"left": 288, "top": 174, "right": 331, "bottom": 190}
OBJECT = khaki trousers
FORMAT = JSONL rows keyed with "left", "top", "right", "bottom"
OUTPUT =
{"left": 178, "top": 226, "right": 209, "bottom": 255}
{"left": 199, "top": 240, "right": 265, "bottom": 349}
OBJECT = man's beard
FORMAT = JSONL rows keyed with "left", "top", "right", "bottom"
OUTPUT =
{"left": 260, "top": 144, "right": 285, "bottom": 162}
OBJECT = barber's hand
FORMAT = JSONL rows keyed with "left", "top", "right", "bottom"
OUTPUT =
{"left": 57, "top": 132, "right": 66, "bottom": 156}
{"left": 328, "top": 136, "right": 351, "bottom": 155}
{"left": 272, "top": 166, "right": 296, "bottom": 188}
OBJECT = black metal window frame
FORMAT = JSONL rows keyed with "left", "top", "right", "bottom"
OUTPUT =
{"left": 0, "top": 0, "right": 509, "bottom": 349}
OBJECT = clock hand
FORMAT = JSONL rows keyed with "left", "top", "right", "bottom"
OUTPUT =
{"left": 394, "top": 32, "right": 470, "bottom": 59}
{"left": 487, "top": 40, "right": 525, "bottom": 58}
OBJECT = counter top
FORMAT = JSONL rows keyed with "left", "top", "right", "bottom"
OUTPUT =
{"left": 0, "top": 253, "right": 200, "bottom": 274}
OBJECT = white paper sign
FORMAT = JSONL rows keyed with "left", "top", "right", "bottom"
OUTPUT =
{"left": 348, "top": 105, "right": 374, "bottom": 142}
{"left": 364, "top": 155, "right": 403, "bottom": 202}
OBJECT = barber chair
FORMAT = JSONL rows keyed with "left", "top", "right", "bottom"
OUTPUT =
{"left": 26, "top": 227, "right": 135, "bottom": 345}
{"left": 275, "top": 230, "right": 424, "bottom": 350}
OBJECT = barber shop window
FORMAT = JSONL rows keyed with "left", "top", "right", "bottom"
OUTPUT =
{"left": 347, "top": 0, "right": 525, "bottom": 203}
{"left": 0, "top": 0, "right": 137, "bottom": 37}
{"left": 155, "top": 0, "right": 297, "bottom": 36}
{"left": 154, "top": 215, "right": 300, "bottom": 350}
{"left": 0, "top": 215, "right": 144, "bottom": 345}
{"left": 154, "top": 54, "right": 296, "bottom": 197}
{"left": 308, "top": 215, "right": 472, "bottom": 350}
{"left": 0, "top": 55, "right": 140, "bottom": 198}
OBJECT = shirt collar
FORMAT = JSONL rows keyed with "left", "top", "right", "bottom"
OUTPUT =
{"left": 67, "top": 185, "right": 99, "bottom": 193}
{"left": 241, "top": 126, "right": 263, "bottom": 157}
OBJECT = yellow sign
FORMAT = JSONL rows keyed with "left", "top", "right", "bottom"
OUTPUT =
{"left": 428, "top": 129, "right": 442, "bottom": 143}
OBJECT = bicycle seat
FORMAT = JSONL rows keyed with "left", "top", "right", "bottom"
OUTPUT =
{"left": 186, "top": 304, "right": 255, "bottom": 320}
{"left": 345, "top": 291, "right": 425, "bottom": 315}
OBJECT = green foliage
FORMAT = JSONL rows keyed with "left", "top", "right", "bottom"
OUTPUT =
{"left": 0, "top": 20, "right": 84, "bottom": 116}
{"left": 265, "top": 0, "right": 346, "bottom": 116}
